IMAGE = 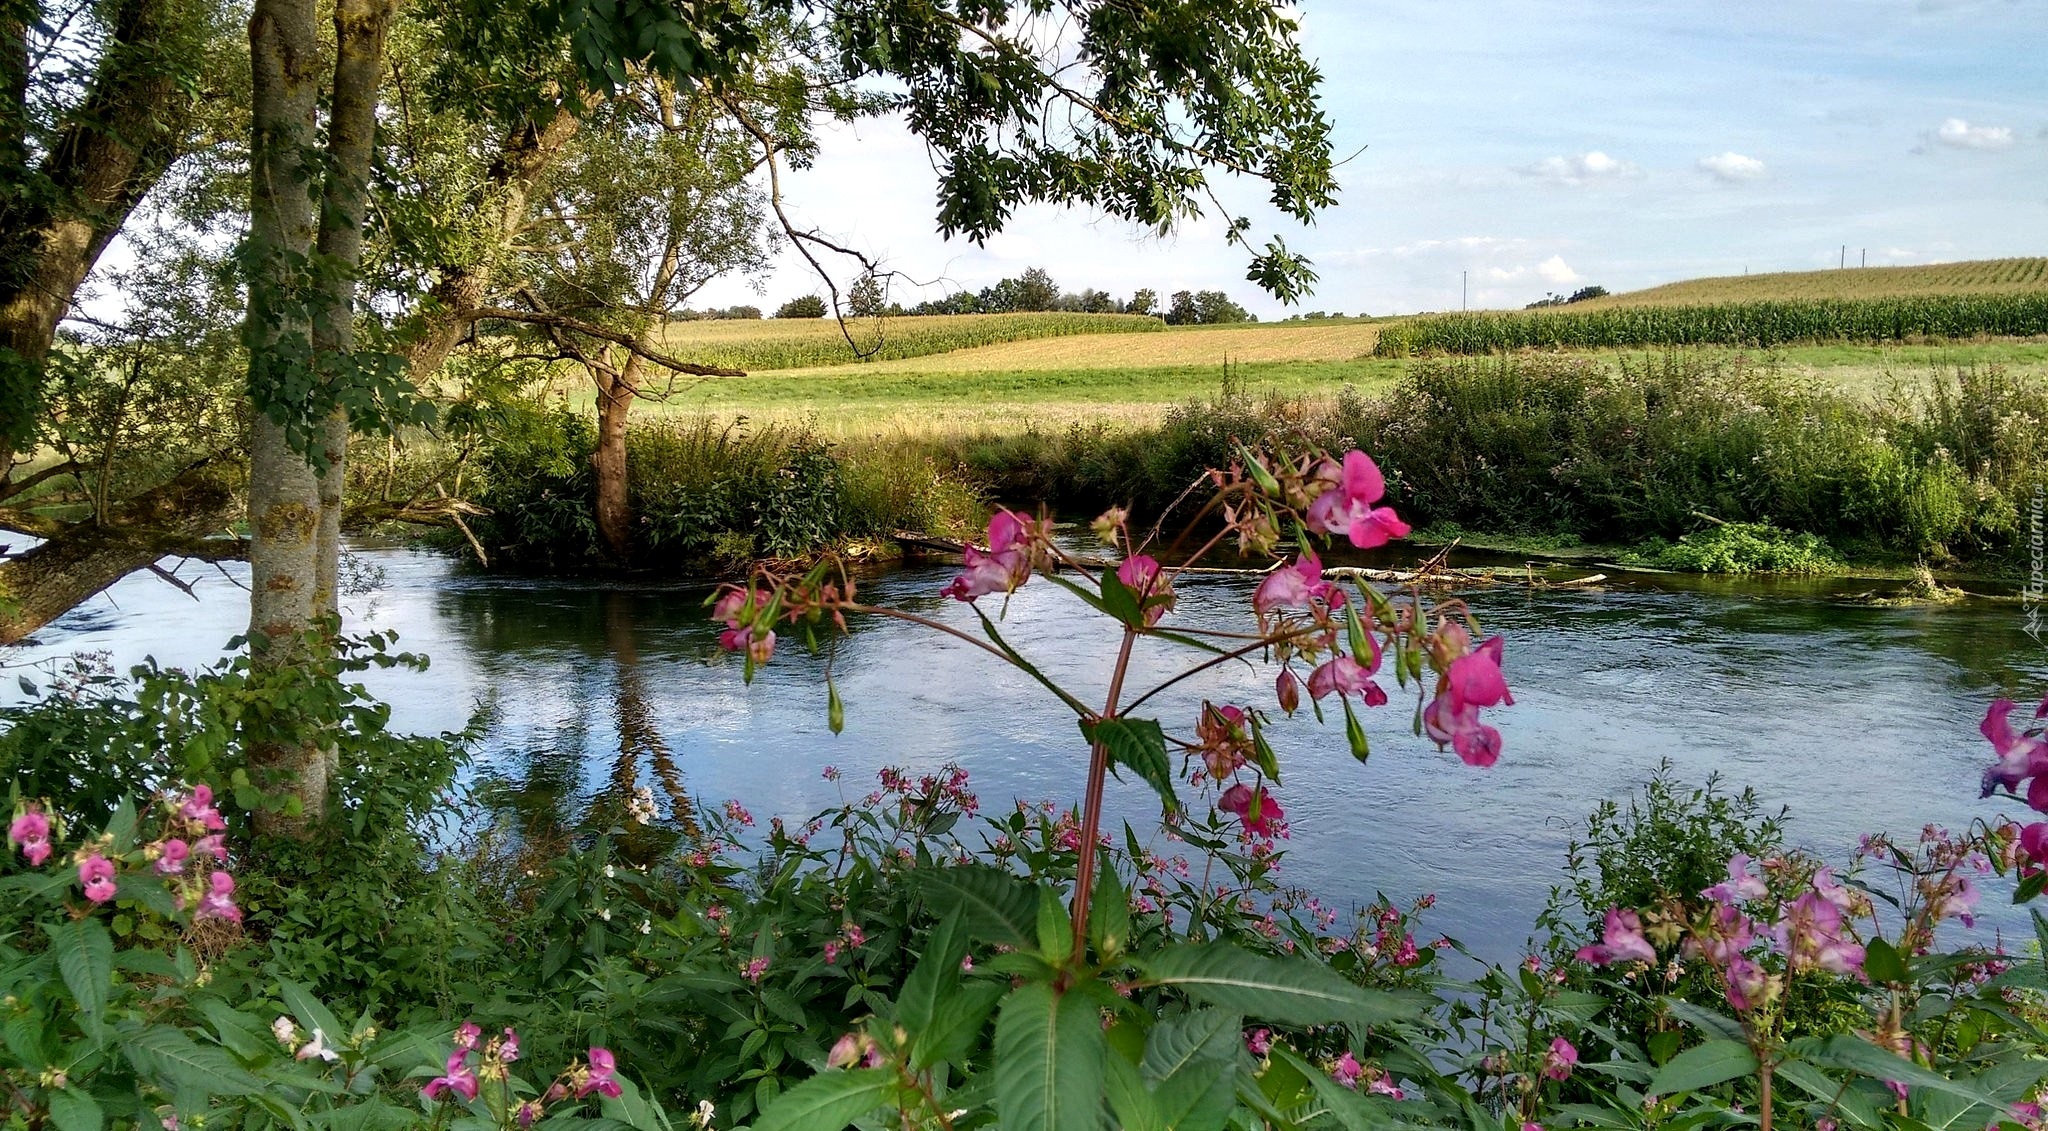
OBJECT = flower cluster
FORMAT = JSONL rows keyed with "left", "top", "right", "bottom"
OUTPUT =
{"left": 1421, "top": 621, "right": 1513, "bottom": 768}
{"left": 1979, "top": 698, "right": 2048, "bottom": 870}
{"left": 943, "top": 510, "right": 1043, "bottom": 603}
{"left": 422, "top": 1022, "right": 621, "bottom": 1118}
{"left": 9, "top": 785, "right": 239, "bottom": 924}
{"left": 1577, "top": 853, "right": 1870, "bottom": 1014}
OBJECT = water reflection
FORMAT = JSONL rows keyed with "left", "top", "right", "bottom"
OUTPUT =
{"left": 8, "top": 544, "right": 2048, "bottom": 963}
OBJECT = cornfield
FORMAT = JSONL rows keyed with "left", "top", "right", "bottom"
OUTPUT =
{"left": 1373, "top": 293, "right": 2048, "bottom": 357}
{"left": 1577, "top": 257, "right": 2048, "bottom": 307}
{"left": 656, "top": 312, "right": 1163, "bottom": 371}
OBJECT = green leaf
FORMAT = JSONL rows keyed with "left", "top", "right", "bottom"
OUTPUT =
{"left": 914, "top": 982, "right": 1004, "bottom": 1071}
{"left": 1104, "top": 1053, "right": 1164, "bottom": 1131}
{"left": 1794, "top": 1035, "right": 2007, "bottom": 1107}
{"left": 1087, "top": 857, "right": 1131, "bottom": 959}
{"left": 1864, "top": 937, "right": 1908, "bottom": 984}
{"left": 919, "top": 865, "right": 1037, "bottom": 950}
{"left": 994, "top": 983, "right": 1107, "bottom": 1131}
{"left": 1646, "top": 1038, "right": 1757, "bottom": 1095}
{"left": 751, "top": 1068, "right": 895, "bottom": 1131}
{"left": 1141, "top": 943, "right": 1424, "bottom": 1027}
{"left": 1775, "top": 1059, "right": 1884, "bottom": 1130}
{"left": 1080, "top": 717, "right": 1180, "bottom": 815}
{"left": 52, "top": 919, "right": 113, "bottom": 1021}
{"left": 48, "top": 1090, "right": 102, "bottom": 1131}
{"left": 1248, "top": 714, "right": 1281, "bottom": 782}
{"left": 600, "top": 1074, "right": 674, "bottom": 1131}
{"left": 1099, "top": 568, "right": 1146, "bottom": 628}
{"left": 279, "top": 978, "right": 345, "bottom": 1045}
{"left": 125, "top": 1024, "right": 269, "bottom": 1096}
{"left": 972, "top": 606, "right": 1092, "bottom": 716}
{"left": 1037, "top": 886, "right": 1074, "bottom": 964}
{"left": 1659, "top": 997, "right": 1746, "bottom": 1041}
{"left": 898, "top": 907, "right": 967, "bottom": 1035}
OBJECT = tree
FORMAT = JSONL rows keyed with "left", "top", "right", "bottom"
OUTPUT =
{"left": 1165, "top": 290, "right": 1199, "bottom": 325}
{"left": 775, "top": 295, "right": 826, "bottom": 318}
{"left": 1194, "top": 290, "right": 1255, "bottom": 324}
{"left": 1014, "top": 267, "right": 1058, "bottom": 312}
{"left": 1127, "top": 288, "right": 1158, "bottom": 317}
{"left": 846, "top": 274, "right": 886, "bottom": 318}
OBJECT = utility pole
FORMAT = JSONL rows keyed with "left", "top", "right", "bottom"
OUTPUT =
{"left": 1840, "top": 245, "right": 1846, "bottom": 270}
{"left": 1861, "top": 248, "right": 1867, "bottom": 268}
{"left": 1461, "top": 270, "right": 1468, "bottom": 312}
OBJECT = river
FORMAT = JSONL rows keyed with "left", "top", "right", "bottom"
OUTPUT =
{"left": 7, "top": 542, "right": 2045, "bottom": 963}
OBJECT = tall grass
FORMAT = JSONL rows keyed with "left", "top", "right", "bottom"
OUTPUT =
{"left": 1580, "top": 257, "right": 2048, "bottom": 307}
{"left": 1373, "top": 294, "right": 2048, "bottom": 356}
{"left": 658, "top": 312, "right": 1163, "bottom": 371}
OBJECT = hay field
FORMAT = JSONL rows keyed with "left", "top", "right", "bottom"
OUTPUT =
{"left": 1578, "top": 257, "right": 2048, "bottom": 308}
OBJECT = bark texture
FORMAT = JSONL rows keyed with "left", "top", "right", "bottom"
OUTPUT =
{"left": 0, "top": 0, "right": 204, "bottom": 473}
{"left": 0, "top": 465, "right": 241, "bottom": 645}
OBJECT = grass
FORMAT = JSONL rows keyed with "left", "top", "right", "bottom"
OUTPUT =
{"left": 1577, "top": 257, "right": 2048, "bottom": 307}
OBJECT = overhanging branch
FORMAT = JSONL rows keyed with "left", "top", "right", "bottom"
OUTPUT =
{"left": 462, "top": 306, "right": 746, "bottom": 377}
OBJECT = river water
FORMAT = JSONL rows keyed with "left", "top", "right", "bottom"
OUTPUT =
{"left": 8, "top": 543, "right": 2047, "bottom": 962}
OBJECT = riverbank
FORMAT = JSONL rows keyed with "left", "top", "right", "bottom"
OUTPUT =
{"left": 414, "top": 350, "right": 2047, "bottom": 579}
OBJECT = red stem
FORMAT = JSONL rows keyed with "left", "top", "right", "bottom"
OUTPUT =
{"left": 1071, "top": 627, "right": 1138, "bottom": 961}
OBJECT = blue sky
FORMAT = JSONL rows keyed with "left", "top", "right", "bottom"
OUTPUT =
{"left": 698, "top": 0, "right": 2048, "bottom": 318}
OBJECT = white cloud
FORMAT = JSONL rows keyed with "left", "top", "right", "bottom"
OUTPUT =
{"left": 1932, "top": 117, "right": 2015, "bottom": 150}
{"left": 1697, "top": 152, "right": 1768, "bottom": 182}
{"left": 1536, "top": 255, "right": 1582, "bottom": 285}
{"left": 1521, "top": 151, "right": 1638, "bottom": 185}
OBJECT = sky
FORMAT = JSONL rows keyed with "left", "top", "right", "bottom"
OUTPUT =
{"left": 695, "top": 0, "right": 2048, "bottom": 318}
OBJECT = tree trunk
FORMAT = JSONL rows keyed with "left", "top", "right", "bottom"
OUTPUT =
{"left": 0, "top": 0, "right": 202, "bottom": 474}
{"left": 0, "top": 465, "right": 241, "bottom": 645}
{"left": 242, "top": 0, "right": 392, "bottom": 834}
{"left": 593, "top": 350, "right": 643, "bottom": 560}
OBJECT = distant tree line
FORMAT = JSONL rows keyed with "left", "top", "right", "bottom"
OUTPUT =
{"left": 1525, "top": 285, "right": 1608, "bottom": 309}
{"left": 771, "top": 267, "right": 1256, "bottom": 324}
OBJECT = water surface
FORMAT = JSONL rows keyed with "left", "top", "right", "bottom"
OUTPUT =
{"left": 10, "top": 545, "right": 2046, "bottom": 962}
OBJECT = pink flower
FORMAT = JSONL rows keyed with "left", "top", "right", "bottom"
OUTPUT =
{"left": 1702, "top": 853, "right": 1769, "bottom": 904}
{"left": 1116, "top": 555, "right": 1175, "bottom": 625}
{"left": 155, "top": 839, "right": 190, "bottom": 876}
{"left": 1980, "top": 699, "right": 2048, "bottom": 797}
{"left": 1306, "top": 451, "right": 1411, "bottom": 549}
{"left": 1423, "top": 635, "right": 1510, "bottom": 767}
{"left": 497, "top": 1028, "right": 520, "bottom": 1064}
{"left": 1724, "top": 955, "right": 1771, "bottom": 1013}
{"left": 742, "top": 955, "right": 771, "bottom": 982}
{"left": 1308, "top": 654, "right": 1387, "bottom": 706}
{"left": 1331, "top": 1051, "right": 1363, "bottom": 1089}
{"left": 1574, "top": 908, "right": 1656, "bottom": 965}
{"left": 179, "top": 785, "right": 227, "bottom": 832}
{"left": 1932, "top": 875, "right": 1980, "bottom": 927}
{"left": 1246, "top": 1028, "right": 1273, "bottom": 1057}
{"left": 823, "top": 940, "right": 842, "bottom": 964}
{"left": 1368, "top": 1075, "right": 1404, "bottom": 1100}
{"left": 2023, "top": 822, "right": 2048, "bottom": 866}
{"left": 516, "top": 1101, "right": 544, "bottom": 1128}
{"left": 723, "top": 799, "right": 755, "bottom": 827}
{"left": 192, "top": 834, "right": 226, "bottom": 860}
{"left": 944, "top": 512, "right": 1032, "bottom": 602}
{"left": 713, "top": 589, "right": 778, "bottom": 664}
{"left": 1542, "top": 1037, "right": 1578, "bottom": 1081}
{"left": 423, "top": 1050, "right": 480, "bottom": 1102}
{"left": 1774, "top": 892, "right": 1865, "bottom": 978}
{"left": 1253, "top": 552, "right": 1339, "bottom": 614}
{"left": 8, "top": 809, "right": 51, "bottom": 867}
{"left": 1686, "top": 900, "right": 1757, "bottom": 968}
{"left": 577, "top": 1047, "right": 623, "bottom": 1099}
{"left": 194, "top": 870, "right": 240, "bottom": 923}
{"left": 78, "top": 854, "right": 116, "bottom": 903}
{"left": 718, "top": 626, "right": 776, "bottom": 665}
{"left": 1196, "top": 703, "right": 1252, "bottom": 780}
{"left": 1218, "top": 784, "right": 1286, "bottom": 839}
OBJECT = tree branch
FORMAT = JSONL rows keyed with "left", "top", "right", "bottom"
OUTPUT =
{"left": 461, "top": 306, "right": 746, "bottom": 376}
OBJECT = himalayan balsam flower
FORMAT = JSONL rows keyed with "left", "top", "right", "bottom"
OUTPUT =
{"left": 944, "top": 511, "right": 1032, "bottom": 602}
{"left": 1246, "top": 1028, "right": 1273, "bottom": 1057}
{"left": 1306, "top": 451, "right": 1411, "bottom": 550}
{"left": 194, "top": 870, "right": 240, "bottom": 923}
{"left": 1702, "top": 853, "right": 1769, "bottom": 903}
{"left": 1275, "top": 669, "right": 1302, "bottom": 715}
{"left": 1218, "top": 783, "right": 1286, "bottom": 839}
{"left": 1542, "top": 1037, "right": 1578, "bottom": 1082}
{"left": 1574, "top": 908, "right": 1656, "bottom": 965}
{"left": 1116, "top": 554, "right": 1175, "bottom": 626}
{"left": 712, "top": 588, "right": 777, "bottom": 665}
{"left": 1423, "top": 633, "right": 1512, "bottom": 767}
{"left": 1723, "top": 955, "right": 1773, "bottom": 1013}
{"left": 1774, "top": 891, "right": 1865, "bottom": 978}
{"left": 423, "top": 1051, "right": 480, "bottom": 1102}
{"left": 296, "top": 1028, "right": 340, "bottom": 1063}
{"left": 179, "top": 785, "right": 227, "bottom": 832}
{"left": 155, "top": 838, "right": 190, "bottom": 875}
{"left": 9, "top": 809, "right": 51, "bottom": 866}
{"left": 742, "top": 956, "right": 771, "bottom": 982}
{"left": 1331, "top": 1051, "right": 1363, "bottom": 1089}
{"left": 78, "top": 854, "right": 116, "bottom": 903}
{"left": 1308, "top": 653, "right": 1387, "bottom": 707}
{"left": 576, "top": 1047, "right": 623, "bottom": 1099}
{"left": 1253, "top": 552, "right": 1339, "bottom": 615}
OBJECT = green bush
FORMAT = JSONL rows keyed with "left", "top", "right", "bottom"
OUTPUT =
{"left": 1621, "top": 522, "right": 1844, "bottom": 574}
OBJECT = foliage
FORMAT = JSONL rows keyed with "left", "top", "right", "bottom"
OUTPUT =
{"left": 1165, "top": 289, "right": 1258, "bottom": 325}
{"left": 1585, "top": 256, "right": 2048, "bottom": 307}
{"left": 1622, "top": 522, "right": 1845, "bottom": 574}
{"left": 1375, "top": 292, "right": 2048, "bottom": 355}
{"left": 774, "top": 296, "right": 827, "bottom": 319}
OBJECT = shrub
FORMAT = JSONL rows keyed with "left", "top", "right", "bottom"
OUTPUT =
{"left": 772, "top": 294, "right": 826, "bottom": 318}
{"left": 1622, "top": 522, "right": 1844, "bottom": 574}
